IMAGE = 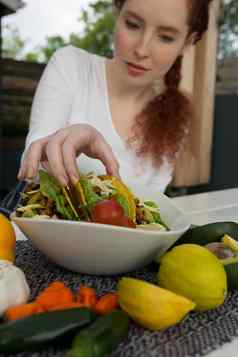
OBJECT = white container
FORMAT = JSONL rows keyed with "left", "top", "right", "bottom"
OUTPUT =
{"left": 12, "top": 186, "right": 190, "bottom": 275}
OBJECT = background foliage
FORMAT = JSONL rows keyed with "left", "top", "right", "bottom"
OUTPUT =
{"left": 2, "top": 0, "right": 238, "bottom": 63}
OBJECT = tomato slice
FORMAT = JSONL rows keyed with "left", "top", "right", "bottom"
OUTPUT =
{"left": 91, "top": 198, "right": 124, "bottom": 223}
{"left": 91, "top": 199, "right": 136, "bottom": 228}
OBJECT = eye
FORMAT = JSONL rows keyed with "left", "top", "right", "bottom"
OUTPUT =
{"left": 125, "top": 19, "right": 140, "bottom": 30}
{"left": 159, "top": 34, "right": 175, "bottom": 43}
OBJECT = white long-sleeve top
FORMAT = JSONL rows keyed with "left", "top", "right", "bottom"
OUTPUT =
{"left": 23, "top": 45, "right": 173, "bottom": 193}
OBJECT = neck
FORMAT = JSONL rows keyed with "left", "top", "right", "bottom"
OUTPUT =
{"left": 106, "top": 58, "right": 155, "bottom": 104}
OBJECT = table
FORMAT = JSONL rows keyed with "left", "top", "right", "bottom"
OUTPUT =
{"left": 13, "top": 187, "right": 238, "bottom": 357}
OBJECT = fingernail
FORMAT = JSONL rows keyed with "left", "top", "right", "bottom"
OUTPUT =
{"left": 26, "top": 178, "right": 34, "bottom": 184}
{"left": 60, "top": 176, "right": 68, "bottom": 187}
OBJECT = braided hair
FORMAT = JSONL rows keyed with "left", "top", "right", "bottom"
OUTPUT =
{"left": 114, "top": 0, "right": 214, "bottom": 167}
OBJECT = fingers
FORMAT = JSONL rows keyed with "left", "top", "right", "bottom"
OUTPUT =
{"left": 17, "top": 137, "right": 49, "bottom": 181}
{"left": 44, "top": 129, "right": 70, "bottom": 186}
{"left": 88, "top": 133, "right": 120, "bottom": 178}
{"left": 100, "top": 146, "right": 120, "bottom": 178}
{"left": 62, "top": 141, "right": 80, "bottom": 184}
{"left": 61, "top": 125, "right": 94, "bottom": 184}
{"left": 18, "top": 124, "right": 121, "bottom": 187}
{"left": 61, "top": 125, "right": 120, "bottom": 182}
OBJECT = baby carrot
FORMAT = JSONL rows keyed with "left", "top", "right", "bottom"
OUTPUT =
{"left": 77, "top": 285, "right": 97, "bottom": 308}
{"left": 36, "top": 281, "right": 74, "bottom": 311}
{"left": 5, "top": 302, "right": 44, "bottom": 321}
{"left": 93, "top": 293, "right": 118, "bottom": 315}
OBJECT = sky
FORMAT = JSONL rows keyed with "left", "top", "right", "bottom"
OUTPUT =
{"left": 3, "top": 0, "right": 91, "bottom": 52}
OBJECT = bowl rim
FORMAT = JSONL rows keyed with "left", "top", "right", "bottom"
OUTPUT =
{"left": 11, "top": 212, "right": 191, "bottom": 237}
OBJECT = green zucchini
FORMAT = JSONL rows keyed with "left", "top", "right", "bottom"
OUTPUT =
{"left": 0, "top": 308, "right": 96, "bottom": 353}
{"left": 223, "top": 259, "right": 238, "bottom": 290}
{"left": 173, "top": 221, "right": 238, "bottom": 247}
{"left": 70, "top": 309, "right": 129, "bottom": 357}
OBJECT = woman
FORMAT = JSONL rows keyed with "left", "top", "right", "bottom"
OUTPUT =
{"left": 18, "top": 0, "right": 214, "bottom": 192}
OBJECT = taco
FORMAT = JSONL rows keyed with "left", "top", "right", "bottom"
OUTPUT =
{"left": 16, "top": 170, "right": 168, "bottom": 231}
{"left": 75, "top": 172, "right": 168, "bottom": 230}
{"left": 16, "top": 170, "right": 81, "bottom": 220}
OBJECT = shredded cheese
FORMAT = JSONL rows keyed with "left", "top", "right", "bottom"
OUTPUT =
{"left": 88, "top": 173, "right": 115, "bottom": 196}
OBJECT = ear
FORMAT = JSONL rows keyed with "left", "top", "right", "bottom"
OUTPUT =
{"left": 180, "top": 33, "right": 197, "bottom": 56}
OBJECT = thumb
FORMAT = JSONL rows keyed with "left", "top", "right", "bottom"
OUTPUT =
{"left": 89, "top": 136, "right": 120, "bottom": 178}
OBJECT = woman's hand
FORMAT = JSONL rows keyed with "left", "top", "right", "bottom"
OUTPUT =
{"left": 18, "top": 124, "right": 120, "bottom": 186}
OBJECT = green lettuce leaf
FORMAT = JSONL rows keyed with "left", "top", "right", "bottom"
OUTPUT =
{"left": 39, "top": 170, "right": 77, "bottom": 220}
{"left": 79, "top": 176, "right": 102, "bottom": 210}
{"left": 144, "top": 200, "right": 168, "bottom": 229}
{"left": 115, "top": 194, "right": 130, "bottom": 217}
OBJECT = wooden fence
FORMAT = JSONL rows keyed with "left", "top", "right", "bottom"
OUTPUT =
{"left": 217, "top": 57, "right": 238, "bottom": 95}
{"left": 1, "top": 58, "right": 45, "bottom": 148}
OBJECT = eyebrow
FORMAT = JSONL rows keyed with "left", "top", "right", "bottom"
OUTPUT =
{"left": 125, "top": 10, "right": 181, "bottom": 35}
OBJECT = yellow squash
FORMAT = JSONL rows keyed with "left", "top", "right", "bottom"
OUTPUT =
{"left": 117, "top": 277, "right": 195, "bottom": 331}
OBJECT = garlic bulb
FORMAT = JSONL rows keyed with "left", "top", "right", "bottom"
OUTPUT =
{"left": 0, "top": 260, "right": 30, "bottom": 316}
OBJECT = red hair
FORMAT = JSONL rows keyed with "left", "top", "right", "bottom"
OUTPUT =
{"left": 114, "top": 0, "right": 214, "bottom": 167}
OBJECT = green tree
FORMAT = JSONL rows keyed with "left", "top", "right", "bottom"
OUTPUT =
{"left": 36, "top": 0, "right": 114, "bottom": 63}
{"left": 69, "top": 0, "right": 115, "bottom": 58}
{"left": 219, "top": 0, "right": 238, "bottom": 58}
{"left": 2, "top": 24, "right": 26, "bottom": 59}
{"left": 37, "top": 36, "right": 67, "bottom": 62}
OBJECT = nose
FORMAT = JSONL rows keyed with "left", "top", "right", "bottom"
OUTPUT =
{"left": 134, "top": 34, "right": 151, "bottom": 59}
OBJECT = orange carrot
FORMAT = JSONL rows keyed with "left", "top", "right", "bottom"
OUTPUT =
{"left": 77, "top": 285, "right": 97, "bottom": 308}
{"left": 36, "top": 281, "right": 74, "bottom": 311}
{"left": 5, "top": 281, "right": 110, "bottom": 321}
{"left": 93, "top": 293, "right": 118, "bottom": 315}
{"left": 5, "top": 302, "right": 44, "bottom": 321}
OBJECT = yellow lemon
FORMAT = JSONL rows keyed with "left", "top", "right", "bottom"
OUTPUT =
{"left": 0, "top": 214, "right": 16, "bottom": 262}
{"left": 118, "top": 277, "right": 195, "bottom": 331}
{"left": 158, "top": 244, "right": 227, "bottom": 311}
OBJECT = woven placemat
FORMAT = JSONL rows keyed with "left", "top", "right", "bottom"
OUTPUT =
{"left": 1, "top": 240, "right": 238, "bottom": 357}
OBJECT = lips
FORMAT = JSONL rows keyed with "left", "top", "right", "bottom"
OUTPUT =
{"left": 126, "top": 62, "right": 149, "bottom": 71}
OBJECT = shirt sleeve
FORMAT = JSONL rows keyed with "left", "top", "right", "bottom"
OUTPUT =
{"left": 22, "top": 46, "right": 76, "bottom": 159}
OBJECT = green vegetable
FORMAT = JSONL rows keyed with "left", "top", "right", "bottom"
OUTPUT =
{"left": 223, "top": 259, "right": 238, "bottom": 290}
{"left": 70, "top": 309, "right": 129, "bottom": 357}
{"left": 79, "top": 176, "right": 102, "bottom": 210}
{"left": 0, "top": 308, "right": 96, "bottom": 353}
{"left": 144, "top": 201, "right": 168, "bottom": 228}
{"left": 220, "top": 236, "right": 238, "bottom": 290}
{"left": 39, "top": 170, "right": 77, "bottom": 220}
{"left": 173, "top": 222, "right": 238, "bottom": 247}
{"left": 115, "top": 194, "right": 130, "bottom": 217}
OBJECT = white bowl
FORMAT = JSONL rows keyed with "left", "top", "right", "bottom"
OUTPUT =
{"left": 12, "top": 186, "right": 190, "bottom": 275}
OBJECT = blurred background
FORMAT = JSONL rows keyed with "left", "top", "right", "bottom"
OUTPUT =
{"left": 0, "top": 0, "right": 238, "bottom": 199}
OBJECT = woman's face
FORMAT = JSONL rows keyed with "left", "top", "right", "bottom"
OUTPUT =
{"left": 113, "top": 0, "right": 192, "bottom": 87}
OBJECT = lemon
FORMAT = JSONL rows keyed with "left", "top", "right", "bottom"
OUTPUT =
{"left": 158, "top": 244, "right": 227, "bottom": 311}
{"left": 0, "top": 214, "right": 16, "bottom": 262}
{"left": 118, "top": 277, "right": 195, "bottom": 330}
